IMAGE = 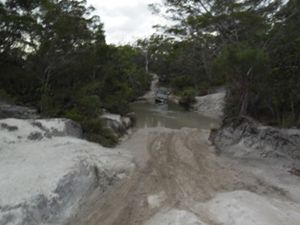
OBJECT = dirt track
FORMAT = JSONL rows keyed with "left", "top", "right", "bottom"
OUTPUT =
{"left": 69, "top": 128, "right": 298, "bottom": 225}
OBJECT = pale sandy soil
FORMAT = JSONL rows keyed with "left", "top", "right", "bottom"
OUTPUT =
{"left": 69, "top": 128, "right": 300, "bottom": 225}
{"left": 0, "top": 118, "right": 135, "bottom": 225}
{"left": 193, "top": 92, "right": 226, "bottom": 119}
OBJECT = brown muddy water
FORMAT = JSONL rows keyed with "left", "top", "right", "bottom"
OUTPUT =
{"left": 130, "top": 101, "right": 220, "bottom": 130}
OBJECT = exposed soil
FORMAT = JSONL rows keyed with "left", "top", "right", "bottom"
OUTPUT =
{"left": 69, "top": 128, "right": 300, "bottom": 225}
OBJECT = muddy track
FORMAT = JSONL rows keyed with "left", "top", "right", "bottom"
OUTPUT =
{"left": 69, "top": 128, "right": 292, "bottom": 225}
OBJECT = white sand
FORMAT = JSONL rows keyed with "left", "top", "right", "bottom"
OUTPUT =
{"left": 0, "top": 118, "right": 134, "bottom": 225}
{"left": 193, "top": 92, "right": 225, "bottom": 119}
{"left": 144, "top": 208, "right": 208, "bottom": 225}
{"left": 203, "top": 190, "right": 300, "bottom": 225}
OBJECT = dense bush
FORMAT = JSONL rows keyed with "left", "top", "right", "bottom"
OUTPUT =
{"left": 0, "top": 0, "right": 150, "bottom": 146}
{"left": 146, "top": 0, "right": 300, "bottom": 127}
{"left": 178, "top": 88, "right": 197, "bottom": 110}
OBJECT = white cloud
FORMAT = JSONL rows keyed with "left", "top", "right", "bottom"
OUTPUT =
{"left": 87, "top": 0, "right": 164, "bottom": 44}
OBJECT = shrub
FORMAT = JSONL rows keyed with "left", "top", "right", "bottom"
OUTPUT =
{"left": 81, "top": 118, "right": 118, "bottom": 147}
{"left": 78, "top": 95, "right": 101, "bottom": 117}
{"left": 0, "top": 89, "right": 16, "bottom": 103}
{"left": 171, "top": 76, "right": 194, "bottom": 92}
{"left": 179, "top": 88, "right": 196, "bottom": 110}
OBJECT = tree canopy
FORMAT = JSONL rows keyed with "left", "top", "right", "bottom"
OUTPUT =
{"left": 145, "top": 0, "right": 300, "bottom": 126}
{"left": 1, "top": 0, "right": 300, "bottom": 143}
{"left": 0, "top": 0, "right": 151, "bottom": 146}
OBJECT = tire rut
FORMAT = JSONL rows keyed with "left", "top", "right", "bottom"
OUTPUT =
{"left": 69, "top": 128, "right": 292, "bottom": 225}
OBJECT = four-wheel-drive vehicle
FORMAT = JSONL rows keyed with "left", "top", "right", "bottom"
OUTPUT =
{"left": 155, "top": 88, "right": 170, "bottom": 104}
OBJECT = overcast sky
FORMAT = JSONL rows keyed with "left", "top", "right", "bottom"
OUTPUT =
{"left": 86, "top": 0, "right": 164, "bottom": 45}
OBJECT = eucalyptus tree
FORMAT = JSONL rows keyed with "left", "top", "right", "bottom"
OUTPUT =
{"left": 155, "top": 0, "right": 296, "bottom": 120}
{"left": 263, "top": 0, "right": 300, "bottom": 126}
{"left": 156, "top": 0, "right": 300, "bottom": 126}
{"left": 0, "top": 0, "right": 151, "bottom": 145}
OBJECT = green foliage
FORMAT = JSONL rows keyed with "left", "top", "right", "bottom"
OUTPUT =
{"left": 0, "top": 0, "right": 150, "bottom": 146}
{"left": 155, "top": 0, "right": 300, "bottom": 127}
{"left": 80, "top": 118, "right": 118, "bottom": 148}
{"left": 171, "top": 76, "right": 194, "bottom": 92}
{"left": 179, "top": 88, "right": 196, "bottom": 110}
{"left": 139, "top": 34, "right": 220, "bottom": 97}
{"left": 0, "top": 89, "right": 15, "bottom": 103}
{"left": 217, "top": 46, "right": 265, "bottom": 117}
{"left": 214, "top": 44, "right": 270, "bottom": 116}
{"left": 64, "top": 109, "right": 84, "bottom": 122}
{"left": 2, "top": 0, "right": 300, "bottom": 132}
{"left": 65, "top": 109, "right": 118, "bottom": 147}
{"left": 78, "top": 95, "right": 101, "bottom": 117}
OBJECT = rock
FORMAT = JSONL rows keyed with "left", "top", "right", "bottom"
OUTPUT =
{"left": 144, "top": 208, "right": 208, "bottom": 225}
{"left": 202, "top": 190, "right": 300, "bottom": 225}
{"left": 0, "top": 102, "right": 39, "bottom": 119}
{"left": 193, "top": 92, "right": 225, "bottom": 120}
{"left": 101, "top": 113, "right": 133, "bottom": 136}
{"left": 0, "top": 118, "right": 135, "bottom": 225}
{"left": 63, "top": 119, "right": 83, "bottom": 138}
{"left": 210, "top": 117, "right": 300, "bottom": 160}
{"left": 0, "top": 118, "right": 83, "bottom": 141}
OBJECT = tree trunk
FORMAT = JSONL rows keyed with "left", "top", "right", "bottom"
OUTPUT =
{"left": 240, "top": 90, "right": 249, "bottom": 115}
{"left": 239, "top": 67, "right": 253, "bottom": 116}
{"left": 145, "top": 51, "right": 149, "bottom": 74}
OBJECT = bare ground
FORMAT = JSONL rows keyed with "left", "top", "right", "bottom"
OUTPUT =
{"left": 69, "top": 128, "right": 300, "bottom": 225}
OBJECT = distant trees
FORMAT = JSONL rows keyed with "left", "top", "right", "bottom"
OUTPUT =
{"left": 264, "top": 0, "right": 300, "bottom": 126}
{"left": 1, "top": 0, "right": 300, "bottom": 134}
{"left": 0, "top": 0, "right": 151, "bottom": 146}
{"left": 147, "top": 0, "right": 300, "bottom": 127}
